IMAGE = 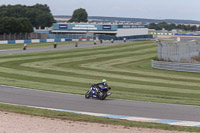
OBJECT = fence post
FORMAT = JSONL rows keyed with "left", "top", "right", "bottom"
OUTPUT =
{"left": 20, "top": 33, "right": 22, "bottom": 40}
{"left": 25, "top": 33, "right": 27, "bottom": 40}
{"left": 175, "top": 43, "right": 178, "bottom": 61}
{"left": 9, "top": 33, "right": 11, "bottom": 40}
{"left": 30, "top": 33, "right": 32, "bottom": 40}
{"left": 3, "top": 33, "right": 5, "bottom": 40}
{"left": 167, "top": 43, "right": 169, "bottom": 62}
{"left": 14, "top": 33, "right": 17, "bottom": 40}
{"left": 187, "top": 44, "right": 191, "bottom": 63}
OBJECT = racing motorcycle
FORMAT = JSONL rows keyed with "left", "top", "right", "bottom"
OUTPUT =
{"left": 85, "top": 84, "right": 111, "bottom": 100}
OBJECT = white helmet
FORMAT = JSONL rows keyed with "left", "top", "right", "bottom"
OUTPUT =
{"left": 102, "top": 79, "right": 107, "bottom": 83}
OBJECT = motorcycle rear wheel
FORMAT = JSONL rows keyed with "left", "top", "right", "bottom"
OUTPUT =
{"left": 99, "top": 91, "right": 107, "bottom": 100}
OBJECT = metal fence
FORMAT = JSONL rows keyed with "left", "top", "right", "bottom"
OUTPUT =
{"left": 156, "top": 41, "right": 200, "bottom": 63}
{"left": 0, "top": 33, "right": 48, "bottom": 40}
{"left": 152, "top": 60, "right": 200, "bottom": 73}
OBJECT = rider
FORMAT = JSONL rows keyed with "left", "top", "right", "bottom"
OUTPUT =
{"left": 94, "top": 79, "right": 111, "bottom": 96}
{"left": 96, "top": 79, "right": 108, "bottom": 87}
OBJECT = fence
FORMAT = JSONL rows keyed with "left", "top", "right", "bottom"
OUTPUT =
{"left": 152, "top": 60, "right": 200, "bottom": 73}
{"left": 0, "top": 33, "right": 48, "bottom": 40}
{"left": 156, "top": 41, "right": 200, "bottom": 63}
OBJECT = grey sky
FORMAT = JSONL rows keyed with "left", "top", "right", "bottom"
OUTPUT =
{"left": 1, "top": 0, "right": 200, "bottom": 20}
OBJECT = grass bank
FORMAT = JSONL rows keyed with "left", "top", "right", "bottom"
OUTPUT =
{"left": 0, "top": 103, "right": 199, "bottom": 132}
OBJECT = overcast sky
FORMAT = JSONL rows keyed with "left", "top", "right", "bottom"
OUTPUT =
{"left": 1, "top": 0, "right": 200, "bottom": 21}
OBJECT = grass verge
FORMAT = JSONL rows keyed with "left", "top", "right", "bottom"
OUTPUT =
{"left": 0, "top": 103, "right": 199, "bottom": 132}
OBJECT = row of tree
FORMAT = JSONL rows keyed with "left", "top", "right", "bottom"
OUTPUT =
{"left": 148, "top": 22, "right": 198, "bottom": 31}
{"left": 0, "top": 4, "right": 55, "bottom": 34}
{"left": 0, "top": 17, "right": 33, "bottom": 34}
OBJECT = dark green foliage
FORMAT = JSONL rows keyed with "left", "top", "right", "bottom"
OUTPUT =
{"left": 149, "top": 22, "right": 198, "bottom": 31}
{"left": 148, "top": 23, "right": 158, "bottom": 30}
{"left": 0, "top": 17, "right": 33, "bottom": 34}
{"left": 69, "top": 8, "right": 88, "bottom": 22}
{"left": 0, "top": 4, "right": 55, "bottom": 29}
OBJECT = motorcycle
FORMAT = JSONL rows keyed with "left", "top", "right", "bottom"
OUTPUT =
{"left": 85, "top": 85, "right": 111, "bottom": 100}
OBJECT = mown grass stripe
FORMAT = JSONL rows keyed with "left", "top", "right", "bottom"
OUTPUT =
{"left": 1, "top": 41, "right": 200, "bottom": 105}
{"left": 4, "top": 51, "right": 200, "bottom": 92}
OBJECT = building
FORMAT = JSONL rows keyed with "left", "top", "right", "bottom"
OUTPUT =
{"left": 35, "top": 22, "right": 151, "bottom": 40}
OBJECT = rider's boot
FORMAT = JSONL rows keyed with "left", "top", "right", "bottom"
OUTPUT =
{"left": 107, "top": 92, "right": 111, "bottom": 96}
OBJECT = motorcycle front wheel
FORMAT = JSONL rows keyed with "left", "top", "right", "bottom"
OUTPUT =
{"left": 85, "top": 91, "right": 91, "bottom": 99}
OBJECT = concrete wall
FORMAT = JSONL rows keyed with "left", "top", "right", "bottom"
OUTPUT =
{"left": 152, "top": 60, "right": 200, "bottom": 73}
{"left": 116, "top": 28, "right": 148, "bottom": 37}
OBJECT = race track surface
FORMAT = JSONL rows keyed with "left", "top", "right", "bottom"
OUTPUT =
{"left": 0, "top": 41, "right": 121, "bottom": 55}
{"left": 0, "top": 85, "right": 200, "bottom": 122}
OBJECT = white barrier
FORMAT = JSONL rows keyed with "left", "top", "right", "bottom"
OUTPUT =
{"left": 0, "top": 41, "right": 8, "bottom": 44}
{"left": 31, "top": 39, "right": 40, "bottom": 43}
{"left": 15, "top": 40, "right": 24, "bottom": 44}
{"left": 46, "top": 39, "right": 54, "bottom": 42}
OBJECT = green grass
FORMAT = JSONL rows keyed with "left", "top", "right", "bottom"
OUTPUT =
{"left": 0, "top": 41, "right": 91, "bottom": 50}
{"left": 0, "top": 103, "right": 199, "bottom": 132}
{"left": 1, "top": 40, "right": 200, "bottom": 105}
{"left": 1, "top": 40, "right": 200, "bottom": 131}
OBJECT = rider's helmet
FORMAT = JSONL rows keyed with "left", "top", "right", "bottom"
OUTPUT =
{"left": 102, "top": 79, "right": 107, "bottom": 83}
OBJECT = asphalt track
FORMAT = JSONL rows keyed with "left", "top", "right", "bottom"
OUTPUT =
{"left": 0, "top": 40, "right": 200, "bottom": 123}
{"left": 0, "top": 40, "right": 122, "bottom": 55}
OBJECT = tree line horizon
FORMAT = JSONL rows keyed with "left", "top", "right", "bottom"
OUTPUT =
{"left": 148, "top": 22, "right": 198, "bottom": 31}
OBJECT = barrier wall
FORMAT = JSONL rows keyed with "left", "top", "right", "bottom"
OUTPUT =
{"left": 152, "top": 60, "right": 200, "bottom": 73}
{"left": 0, "top": 38, "right": 93, "bottom": 44}
{"left": 151, "top": 32, "right": 173, "bottom": 35}
{"left": 151, "top": 33, "right": 200, "bottom": 36}
{"left": 174, "top": 34, "right": 200, "bottom": 36}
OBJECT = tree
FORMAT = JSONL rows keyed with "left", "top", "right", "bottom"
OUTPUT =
{"left": 0, "top": 17, "right": 33, "bottom": 34}
{"left": 69, "top": 8, "right": 88, "bottom": 22}
{"left": 191, "top": 25, "right": 197, "bottom": 31}
{"left": 157, "top": 22, "right": 168, "bottom": 30}
{"left": 148, "top": 22, "right": 198, "bottom": 31}
{"left": 0, "top": 4, "right": 55, "bottom": 28}
{"left": 177, "top": 24, "right": 184, "bottom": 30}
{"left": 168, "top": 23, "right": 176, "bottom": 31}
{"left": 18, "top": 18, "right": 33, "bottom": 33}
{"left": 148, "top": 23, "right": 157, "bottom": 29}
